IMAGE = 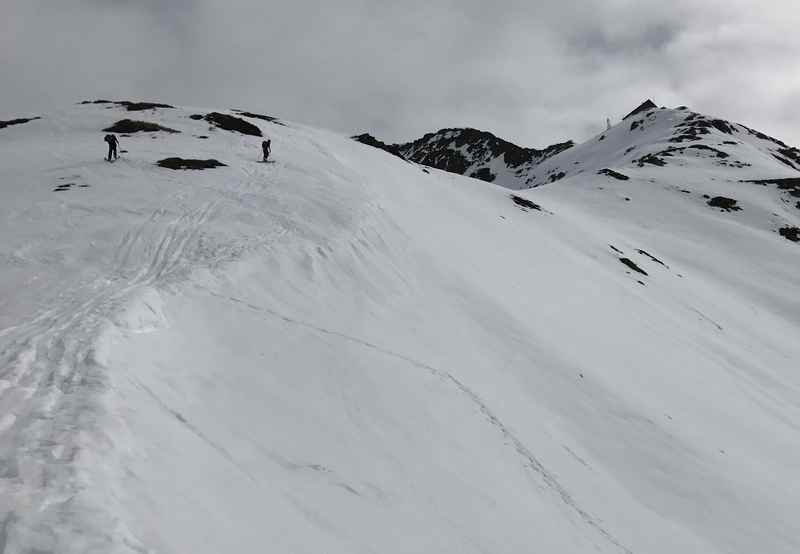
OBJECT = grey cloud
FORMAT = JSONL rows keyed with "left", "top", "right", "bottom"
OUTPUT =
{"left": 2, "top": 0, "right": 799, "bottom": 147}
{"left": 567, "top": 23, "right": 681, "bottom": 58}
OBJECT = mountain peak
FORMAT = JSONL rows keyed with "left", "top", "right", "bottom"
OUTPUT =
{"left": 352, "top": 102, "right": 800, "bottom": 194}
{"left": 622, "top": 99, "right": 658, "bottom": 120}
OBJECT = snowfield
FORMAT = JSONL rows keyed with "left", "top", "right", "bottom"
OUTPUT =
{"left": 0, "top": 102, "right": 799, "bottom": 553}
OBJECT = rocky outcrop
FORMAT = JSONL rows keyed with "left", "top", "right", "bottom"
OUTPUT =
{"left": 354, "top": 127, "right": 573, "bottom": 186}
{"left": 622, "top": 99, "right": 657, "bottom": 120}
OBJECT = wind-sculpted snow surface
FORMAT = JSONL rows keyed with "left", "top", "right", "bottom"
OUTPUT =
{"left": 0, "top": 101, "right": 799, "bottom": 554}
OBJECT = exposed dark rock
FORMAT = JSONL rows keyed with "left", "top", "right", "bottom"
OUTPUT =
{"left": 358, "top": 127, "right": 573, "bottom": 185}
{"left": 704, "top": 119, "right": 735, "bottom": 134}
{"left": 195, "top": 135, "right": 209, "bottom": 139}
{"left": 204, "top": 112, "right": 262, "bottom": 137}
{"left": 639, "top": 144, "right": 735, "bottom": 167}
{"left": 234, "top": 110, "right": 285, "bottom": 126}
{"left": 400, "top": 128, "right": 573, "bottom": 171}
{"left": 661, "top": 144, "right": 730, "bottom": 159}
{"left": 722, "top": 141, "right": 738, "bottom": 145}
{"left": 690, "top": 144, "right": 729, "bottom": 158}
{"left": 743, "top": 178, "right": 800, "bottom": 198}
{"left": 156, "top": 158, "right": 227, "bottom": 170}
{"left": 540, "top": 141, "right": 575, "bottom": 160}
{"left": 668, "top": 134, "right": 700, "bottom": 144}
{"left": 189, "top": 114, "right": 204, "bottom": 120}
{"left": 630, "top": 120, "right": 642, "bottom": 131}
{"left": 637, "top": 249, "right": 668, "bottom": 268}
{"left": 776, "top": 147, "right": 800, "bottom": 169}
{"left": 116, "top": 101, "right": 175, "bottom": 111}
{"left": 511, "top": 195, "right": 542, "bottom": 211}
{"left": 84, "top": 100, "right": 173, "bottom": 110}
{"left": 103, "top": 119, "right": 179, "bottom": 134}
{"left": 609, "top": 245, "right": 624, "bottom": 254}
{"left": 598, "top": 168, "right": 629, "bottom": 181}
{"left": 470, "top": 167, "right": 496, "bottom": 182}
{"left": 779, "top": 226, "right": 800, "bottom": 242}
{"left": 619, "top": 257, "right": 648, "bottom": 276}
{"left": 0, "top": 116, "right": 41, "bottom": 130}
{"left": 352, "top": 133, "right": 405, "bottom": 159}
{"left": 670, "top": 113, "right": 739, "bottom": 143}
{"left": 548, "top": 171, "right": 566, "bottom": 183}
{"left": 635, "top": 153, "right": 666, "bottom": 167}
{"left": 772, "top": 154, "right": 799, "bottom": 170}
{"left": 707, "top": 196, "right": 741, "bottom": 211}
{"left": 622, "top": 99, "right": 657, "bottom": 120}
{"left": 741, "top": 124, "right": 787, "bottom": 147}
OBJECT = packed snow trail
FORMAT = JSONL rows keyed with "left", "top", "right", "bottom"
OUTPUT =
{"left": 0, "top": 103, "right": 799, "bottom": 553}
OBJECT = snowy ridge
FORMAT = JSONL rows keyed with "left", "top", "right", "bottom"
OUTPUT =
{"left": 356, "top": 101, "right": 800, "bottom": 194}
{"left": 527, "top": 103, "right": 800, "bottom": 187}
{"left": 0, "top": 101, "right": 799, "bottom": 553}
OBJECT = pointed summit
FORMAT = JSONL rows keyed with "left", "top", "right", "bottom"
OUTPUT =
{"left": 622, "top": 99, "right": 657, "bottom": 120}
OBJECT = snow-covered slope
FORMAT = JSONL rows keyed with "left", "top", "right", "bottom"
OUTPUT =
{"left": 527, "top": 103, "right": 800, "bottom": 188}
{"left": 1, "top": 101, "right": 799, "bottom": 554}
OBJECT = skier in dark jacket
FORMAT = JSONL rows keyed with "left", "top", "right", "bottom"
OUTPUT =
{"left": 262, "top": 139, "right": 271, "bottom": 162}
{"left": 104, "top": 134, "right": 119, "bottom": 161}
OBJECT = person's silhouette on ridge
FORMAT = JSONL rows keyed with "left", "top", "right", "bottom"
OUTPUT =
{"left": 262, "top": 139, "right": 271, "bottom": 162}
{"left": 104, "top": 134, "right": 119, "bottom": 161}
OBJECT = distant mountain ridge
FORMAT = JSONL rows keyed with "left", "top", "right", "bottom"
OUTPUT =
{"left": 524, "top": 101, "right": 800, "bottom": 188}
{"left": 355, "top": 100, "right": 800, "bottom": 191}
{"left": 353, "top": 128, "right": 574, "bottom": 188}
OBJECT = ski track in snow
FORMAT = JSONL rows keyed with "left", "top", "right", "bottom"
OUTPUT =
{"left": 0, "top": 111, "right": 380, "bottom": 551}
{"left": 198, "top": 285, "right": 633, "bottom": 553}
{"left": 0, "top": 198, "right": 233, "bottom": 548}
{"left": 131, "top": 379, "right": 258, "bottom": 484}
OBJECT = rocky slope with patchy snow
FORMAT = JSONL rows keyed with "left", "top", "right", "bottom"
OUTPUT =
{"left": 0, "top": 100, "right": 798, "bottom": 554}
{"left": 526, "top": 102, "right": 800, "bottom": 187}
{"left": 357, "top": 99, "right": 800, "bottom": 196}
{"left": 354, "top": 127, "right": 573, "bottom": 188}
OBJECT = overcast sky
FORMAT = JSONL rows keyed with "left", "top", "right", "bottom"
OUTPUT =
{"left": 3, "top": 0, "right": 799, "bottom": 147}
